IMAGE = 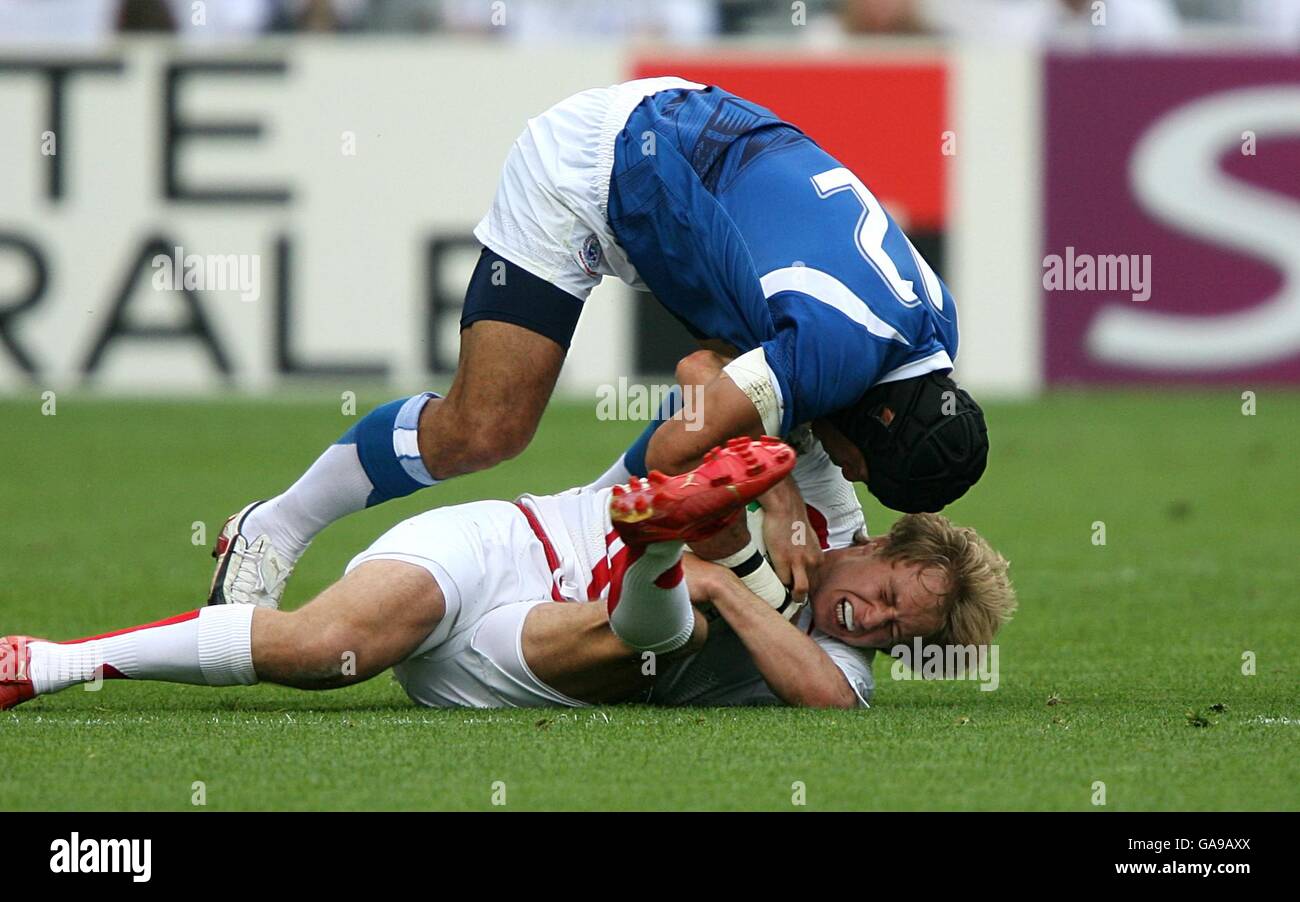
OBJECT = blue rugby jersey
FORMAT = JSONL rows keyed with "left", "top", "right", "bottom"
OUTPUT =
{"left": 607, "top": 85, "right": 958, "bottom": 434}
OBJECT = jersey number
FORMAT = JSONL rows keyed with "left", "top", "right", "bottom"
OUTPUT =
{"left": 810, "top": 167, "right": 943, "bottom": 313}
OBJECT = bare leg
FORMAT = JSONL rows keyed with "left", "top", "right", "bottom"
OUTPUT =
{"left": 418, "top": 321, "right": 566, "bottom": 479}
{"left": 520, "top": 602, "right": 708, "bottom": 705}
{"left": 218, "top": 320, "right": 566, "bottom": 606}
{"left": 252, "top": 560, "right": 446, "bottom": 689}
{"left": 17, "top": 559, "right": 445, "bottom": 706}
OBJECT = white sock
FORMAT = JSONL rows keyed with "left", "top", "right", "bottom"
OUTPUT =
{"left": 585, "top": 454, "right": 633, "bottom": 492}
{"left": 28, "top": 605, "right": 257, "bottom": 695}
{"left": 244, "top": 444, "right": 374, "bottom": 561}
{"left": 607, "top": 540, "right": 694, "bottom": 655}
{"left": 243, "top": 393, "right": 439, "bottom": 563}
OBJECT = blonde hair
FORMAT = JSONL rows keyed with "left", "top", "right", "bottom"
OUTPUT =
{"left": 880, "top": 512, "right": 1017, "bottom": 648}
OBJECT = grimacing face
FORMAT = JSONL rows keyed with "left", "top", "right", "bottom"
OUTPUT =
{"left": 809, "top": 539, "right": 950, "bottom": 649}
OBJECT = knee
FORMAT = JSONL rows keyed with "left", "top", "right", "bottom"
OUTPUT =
{"left": 437, "top": 400, "right": 536, "bottom": 473}
{"left": 464, "top": 419, "right": 532, "bottom": 469}
{"left": 286, "top": 617, "right": 364, "bottom": 685}
{"left": 488, "top": 413, "right": 535, "bottom": 461}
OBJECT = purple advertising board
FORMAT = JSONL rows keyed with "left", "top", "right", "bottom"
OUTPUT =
{"left": 1044, "top": 53, "right": 1300, "bottom": 384}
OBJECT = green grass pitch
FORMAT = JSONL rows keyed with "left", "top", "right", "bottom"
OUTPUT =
{"left": 1, "top": 391, "right": 1297, "bottom": 811}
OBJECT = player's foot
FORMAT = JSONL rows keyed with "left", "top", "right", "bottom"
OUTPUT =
{"left": 0, "top": 636, "right": 36, "bottom": 711}
{"left": 610, "top": 436, "right": 796, "bottom": 546}
{"left": 208, "top": 502, "right": 294, "bottom": 609}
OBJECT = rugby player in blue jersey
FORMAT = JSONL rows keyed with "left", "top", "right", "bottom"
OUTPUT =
{"left": 207, "top": 77, "right": 989, "bottom": 618}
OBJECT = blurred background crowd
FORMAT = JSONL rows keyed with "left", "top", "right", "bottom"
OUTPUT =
{"left": 0, "top": 0, "right": 1297, "bottom": 47}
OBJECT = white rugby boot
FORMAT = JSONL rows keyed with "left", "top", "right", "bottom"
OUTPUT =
{"left": 207, "top": 502, "right": 294, "bottom": 609}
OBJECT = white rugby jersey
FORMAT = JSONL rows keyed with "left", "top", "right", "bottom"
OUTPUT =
{"left": 519, "top": 431, "right": 876, "bottom": 707}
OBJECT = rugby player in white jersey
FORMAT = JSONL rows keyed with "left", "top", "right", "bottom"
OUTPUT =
{"left": 2, "top": 439, "right": 1014, "bottom": 712}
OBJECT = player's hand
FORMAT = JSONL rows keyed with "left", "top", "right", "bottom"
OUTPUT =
{"left": 681, "top": 554, "right": 731, "bottom": 607}
{"left": 759, "top": 477, "right": 822, "bottom": 604}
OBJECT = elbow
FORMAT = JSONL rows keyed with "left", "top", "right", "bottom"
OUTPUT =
{"left": 674, "top": 349, "right": 726, "bottom": 389}
{"left": 814, "top": 691, "right": 860, "bottom": 711}
{"left": 791, "top": 679, "right": 860, "bottom": 710}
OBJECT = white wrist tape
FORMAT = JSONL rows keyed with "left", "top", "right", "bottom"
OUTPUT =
{"left": 713, "top": 538, "right": 802, "bottom": 622}
{"left": 723, "top": 347, "right": 784, "bottom": 437}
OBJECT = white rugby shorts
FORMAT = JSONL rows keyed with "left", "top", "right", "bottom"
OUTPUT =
{"left": 345, "top": 499, "right": 591, "bottom": 709}
{"left": 473, "top": 76, "right": 704, "bottom": 300}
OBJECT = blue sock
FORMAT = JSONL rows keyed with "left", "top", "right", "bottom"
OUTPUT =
{"left": 339, "top": 392, "right": 439, "bottom": 507}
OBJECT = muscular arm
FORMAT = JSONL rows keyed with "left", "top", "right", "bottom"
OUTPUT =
{"left": 686, "top": 558, "right": 858, "bottom": 709}
{"left": 644, "top": 369, "right": 763, "bottom": 475}
{"left": 518, "top": 559, "right": 852, "bottom": 709}
{"left": 652, "top": 349, "right": 823, "bottom": 598}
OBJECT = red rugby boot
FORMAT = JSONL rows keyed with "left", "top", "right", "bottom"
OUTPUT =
{"left": 610, "top": 436, "right": 796, "bottom": 546}
{"left": 0, "top": 635, "right": 36, "bottom": 711}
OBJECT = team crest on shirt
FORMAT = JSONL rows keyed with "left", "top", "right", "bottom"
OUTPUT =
{"left": 578, "top": 234, "right": 602, "bottom": 276}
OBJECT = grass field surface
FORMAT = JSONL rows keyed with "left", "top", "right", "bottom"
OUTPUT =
{"left": 1, "top": 392, "right": 1296, "bottom": 810}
